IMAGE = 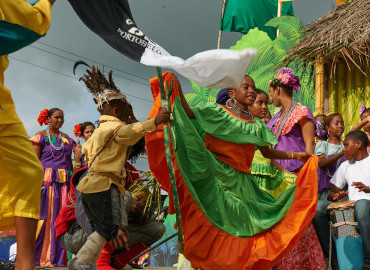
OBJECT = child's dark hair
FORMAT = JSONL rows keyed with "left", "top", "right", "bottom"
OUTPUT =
{"left": 128, "top": 137, "right": 146, "bottom": 162}
{"left": 81, "top": 121, "right": 95, "bottom": 134}
{"left": 324, "top": 113, "right": 342, "bottom": 130}
{"left": 315, "top": 114, "right": 326, "bottom": 119}
{"left": 48, "top": 108, "right": 63, "bottom": 117}
{"left": 345, "top": 130, "right": 369, "bottom": 148}
{"left": 245, "top": 74, "right": 253, "bottom": 79}
{"left": 361, "top": 108, "right": 370, "bottom": 117}
{"left": 255, "top": 88, "right": 268, "bottom": 98}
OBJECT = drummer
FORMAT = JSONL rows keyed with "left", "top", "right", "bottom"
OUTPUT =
{"left": 328, "top": 130, "right": 370, "bottom": 268}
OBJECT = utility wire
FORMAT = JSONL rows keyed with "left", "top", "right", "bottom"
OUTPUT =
{"left": 9, "top": 56, "right": 76, "bottom": 80}
{"left": 35, "top": 41, "right": 149, "bottom": 82}
{"left": 9, "top": 56, "right": 153, "bottom": 103}
{"left": 29, "top": 45, "right": 151, "bottom": 87}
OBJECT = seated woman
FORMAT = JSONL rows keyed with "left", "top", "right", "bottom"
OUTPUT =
{"left": 146, "top": 71, "right": 319, "bottom": 270}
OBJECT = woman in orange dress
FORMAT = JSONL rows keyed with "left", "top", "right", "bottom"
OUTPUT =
{"left": 145, "top": 72, "right": 319, "bottom": 270}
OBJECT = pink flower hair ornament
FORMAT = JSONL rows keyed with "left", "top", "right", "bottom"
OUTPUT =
{"left": 269, "top": 67, "right": 301, "bottom": 93}
{"left": 360, "top": 104, "right": 366, "bottom": 115}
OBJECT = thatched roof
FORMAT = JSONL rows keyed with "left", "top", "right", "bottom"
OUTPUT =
{"left": 283, "top": 0, "right": 369, "bottom": 75}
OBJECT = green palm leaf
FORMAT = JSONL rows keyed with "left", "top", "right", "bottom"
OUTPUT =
{"left": 185, "top": 93, "right": 206, "bottom": 107}
{"left": 265, "top": 16, "right": 304, "bottom": 46}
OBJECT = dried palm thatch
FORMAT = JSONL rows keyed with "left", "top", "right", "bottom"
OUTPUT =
{"left": 282, "top": 0, "right": 369, "bottom": 77}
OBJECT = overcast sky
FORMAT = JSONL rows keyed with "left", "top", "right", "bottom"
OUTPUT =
{"left": 6, "top": 0, "right": 336, "bottom": 170}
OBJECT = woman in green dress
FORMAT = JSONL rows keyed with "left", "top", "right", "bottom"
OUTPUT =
{"left": 147, "top": 72, "right": 319, "bottom": 270}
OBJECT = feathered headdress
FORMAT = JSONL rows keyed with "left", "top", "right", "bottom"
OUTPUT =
{"left": 73, "top": 61, "right": 128, "bottom": 109}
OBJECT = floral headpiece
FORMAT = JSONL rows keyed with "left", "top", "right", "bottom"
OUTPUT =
{"left": 269, "top": 67, "right": 301, "bottom": 93}
{"left": 73, "top": 124, "right": 82, "bottom": 137}
{"left": 360, "top": 104, "right": 366, "bottom": 115}
{"left": 37, "top": 109, "right": 49, "bottom": 126}
{"left": 315, "top": 120, "right": 328, "bottom": 138}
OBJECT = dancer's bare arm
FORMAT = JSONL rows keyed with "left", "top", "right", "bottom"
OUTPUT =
{"left": 174, "top": 76, "right": 195, "bottom": 119}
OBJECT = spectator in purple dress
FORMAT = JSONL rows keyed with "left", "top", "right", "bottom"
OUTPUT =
{"left": 31, "top": 108, "right": 75, "bottom": 267}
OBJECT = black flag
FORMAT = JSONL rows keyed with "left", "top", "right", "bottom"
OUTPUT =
{"left": 68, "top": 0, "right": 257, "bottom": 88}
{"left": 68, "top": 0, "right": 168, "bottom": 63}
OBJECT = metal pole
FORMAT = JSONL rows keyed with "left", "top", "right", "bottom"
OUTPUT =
{"left": 277, "top": 1, "right": 283, "bottom": 37}
{"left": 128, "top": 233, "right": 179, "bottom": 262}
{"left": 218, "top": 0, "right": 228, "bottom": 49}
{"left": 155, "top": 67, "right": 183, "bottom": 245}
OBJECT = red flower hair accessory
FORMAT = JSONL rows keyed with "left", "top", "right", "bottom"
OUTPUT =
{"left": 73, "top": 124, "right": 82, "bottom": 137}
{"left": 37, "top": 109, "right": 49, "bottom": 126}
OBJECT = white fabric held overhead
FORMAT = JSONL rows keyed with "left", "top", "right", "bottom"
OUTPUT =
{"left": 141, "top": 48, "right": 258, "bottom": 89}
{"left": 68, "top": 0, "right": 257, "bottom": 89}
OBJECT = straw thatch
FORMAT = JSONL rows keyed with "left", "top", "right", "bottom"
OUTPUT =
{"left": 282, "top": 0, "right": 370, "bottom": 75}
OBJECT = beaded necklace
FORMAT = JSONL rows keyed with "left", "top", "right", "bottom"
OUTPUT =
{"left": 324, "top": 138, "right": 343, "bottom": 178}
{"left": 271, "top": 100, "right": 297, "bottom": 148}
{"left": 231, "top": 104, "right": 254, "bottom": 121}
{"left": 46, "top": 127, "right": 65, "bottom": 159}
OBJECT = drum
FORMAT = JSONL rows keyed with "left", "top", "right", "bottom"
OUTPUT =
{"left": 327, "top": 201, "right": 364, "bottom": 270}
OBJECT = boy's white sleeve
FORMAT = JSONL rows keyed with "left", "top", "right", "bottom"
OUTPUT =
{"left": 330, "top": 162, "right": 347, "bottom": 189}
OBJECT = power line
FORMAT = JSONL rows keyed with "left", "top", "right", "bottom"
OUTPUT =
{"left": 8, "top": 56, "right": 153, "bottom": 103}
{"left": 35, "top": 41, "right": 150, "bottom": 82}
{"left": 9, "top": 56, "right": 76, "bottom": 80}
{"left": 29, "top": 45, "right": 151, "bottom": 87}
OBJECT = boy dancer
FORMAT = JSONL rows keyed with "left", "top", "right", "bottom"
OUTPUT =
{"left": 328, "top": 130, "right": 370, "bottom": 268}
{"left": 68, "top": 63, "right": 170, "bottom": 270}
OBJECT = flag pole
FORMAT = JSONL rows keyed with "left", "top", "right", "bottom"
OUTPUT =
{"left": 155, "top": 67, "right": 184, "bottom": 245}
{"left": 217, "top": 0, "right": 228, "bottom": 49}
{"left": 277, "top": 0, "right": 283, "bottom": 37}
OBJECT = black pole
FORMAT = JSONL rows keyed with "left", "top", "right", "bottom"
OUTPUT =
{"left": 130, "top": 232, "right": 179, "bottom": 262}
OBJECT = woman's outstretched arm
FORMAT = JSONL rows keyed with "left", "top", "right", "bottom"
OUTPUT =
{"left": 176, "top": 77, "right": 195, "bottom": 119}
{"left": 258, "top": 146, "right": 311, "bottom": 162}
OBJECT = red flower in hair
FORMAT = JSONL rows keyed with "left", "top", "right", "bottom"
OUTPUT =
{"left": 73, "top": 124, "right": 82, "bottom": 137}
{"left": 37, "top": 109, "right": 49, "bottom": 126}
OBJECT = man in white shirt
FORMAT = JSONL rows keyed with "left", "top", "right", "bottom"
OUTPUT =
{"left": 328, "top": 130, "right": 370, "bottom": 268}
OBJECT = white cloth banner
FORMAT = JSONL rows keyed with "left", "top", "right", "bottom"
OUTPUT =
{"left": 68, "top": 0, "right": 257, "bottom": 89}
{"left": 141, "top": 47, "right": 257, "bottom": 89}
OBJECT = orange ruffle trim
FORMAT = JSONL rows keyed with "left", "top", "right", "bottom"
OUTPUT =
{"left": 174, "top": 156, "right": 318, "bottom": 270}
